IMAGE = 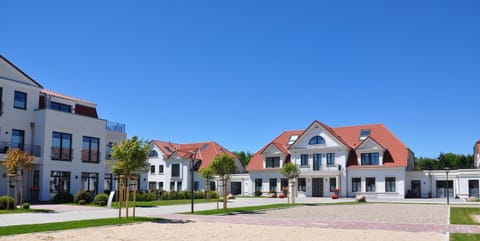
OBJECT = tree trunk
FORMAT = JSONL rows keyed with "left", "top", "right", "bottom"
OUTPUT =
{"left": 118, "top": 176, "right": 122, "bottom": 219}
{"left": 126, "top": 176, "right": 131, "bottom": 219}
{"left": 133, "top": 177, "right": 137, "bottom": 219}
{"left": 223, "top": 176, "right": 227, "bottom": 211}
{"left": 19, "top": 173, "right": 23, "bottom": 208}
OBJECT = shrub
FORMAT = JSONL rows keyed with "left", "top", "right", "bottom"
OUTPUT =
{"left": 194, "top": 191, "right": 205, "bottom": 199}
{"left": 209, "top": 191, "right": 218, "bottom": 199}
{"left": 177, "top": 191, "right": 186, "bottom": 199}
{"left": 22, "top": 202, "right": 30, "bottom": 209}
{"left": 74, "top": 190, "right": 91, "bottom": 204}
{"left": 0, "top": 196, "right": 16, "bottom": 210}
{"left": 78, "top": 199, "right": 87, "bottom": 205}
{"left": 93, "top": 193, "right": 109, "bottom": 206}
{"left": 254, "top": 190, "right": 262, "bottom": 197}
{"left": 53, "top": 192, "right": 74, "bottom": 204}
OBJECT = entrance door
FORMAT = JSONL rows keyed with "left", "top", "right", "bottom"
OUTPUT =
{"left": 469, "top": 180, "right": 479, "bottom": 198}
{"left": 436, "top": 180, "right": 453, "bottom": 198}
{"left": 411, "top": 180, "right": 421, "bottom": 198}
{"left": 231, "top": 182, "right": 241, "bottom": 195}
{"left": 312, "top": 178, "right": 323, "bottom": 197}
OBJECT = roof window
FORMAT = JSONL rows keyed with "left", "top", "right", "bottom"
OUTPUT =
{"left": 359, "top": 129, "right": 371, "bottom": 140}
{"left": 288, "top": 135, "right": 299, "bottom": 145}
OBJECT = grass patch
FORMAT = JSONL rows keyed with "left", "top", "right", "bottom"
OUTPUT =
{"left": 187, "top": 203, "right": 301, "bottom": 215}
{"left": 450, "top": 233, "right": 480, "bottom": 241}
{"left": 451, "top": 207, "right": 480, "bottom": 225}
{"left": 0, "top": 209, "right": 54, "bottom": 215}
{"left": 0, "top": 217, "right": 158, "bottom": 236}
{"left": 111, "top": 199, "right": 217, "bottom": 208}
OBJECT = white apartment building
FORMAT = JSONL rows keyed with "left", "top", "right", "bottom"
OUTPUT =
{"left": 147, "top": 140, "right": 245, "bottom": 194}
{"left": 0, "top": 55, "right": 126, "bottom": 202}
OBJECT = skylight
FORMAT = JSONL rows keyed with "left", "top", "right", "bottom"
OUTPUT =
{"left": 201, "top": 143, "right": 209, "bottom": 151}
{"left": 359, "top": 129, "right": 371, "bottom": 140}
{"left": 164, "top": 146, "right": 172, "bottom": 152}
{"left": 288, "top": 135, "right": 299, "bottom": 145}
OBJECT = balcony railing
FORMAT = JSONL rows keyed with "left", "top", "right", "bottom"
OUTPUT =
{"left": 0, "top": 142, "right": 41, "bottom": 157}
{"left": 51, "top": 147, "right": 73, "bottom": 161}
{"left": 106, "top": 121, "right": 126, "bottom": 133}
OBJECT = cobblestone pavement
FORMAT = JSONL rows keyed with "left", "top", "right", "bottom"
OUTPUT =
{"left": 160, "top": 203, "right": 480, "bottom": 234}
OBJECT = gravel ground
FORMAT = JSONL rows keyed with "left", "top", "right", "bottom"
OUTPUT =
{"left": 248, "top": 203, "right": 449, "bottom": 225}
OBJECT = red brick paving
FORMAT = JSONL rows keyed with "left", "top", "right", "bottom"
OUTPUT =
{"left": 162, "top": 214, "right": 480, "bottom": 234}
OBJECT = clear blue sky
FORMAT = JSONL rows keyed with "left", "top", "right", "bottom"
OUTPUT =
{"left": 2, "top": 1, "right": 479, "bottom": 158}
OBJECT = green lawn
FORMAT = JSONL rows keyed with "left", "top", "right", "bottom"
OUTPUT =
{"left": 450, "top": 207, "right": 480, "bottom": 225}
{"left": 450, "top": 234, "right": 480, "bottom": 241}
{"left": 0, "top": 208, "right": 53, "bottom": 215}
{"left": 187, "top": 203, "right": 302, "bottom": 215}
{"left": 0, "top": 217, "right": 158, "bottom": 236}
{"left": 111, "top": 199, "right": 217, "bottom": 208}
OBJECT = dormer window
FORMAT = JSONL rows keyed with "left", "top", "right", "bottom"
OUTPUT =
{"left": 308, "top": 136, "right": 325, "bottom": 145}
{"left": 149, "top": 150, "right": 158, "bottom": 157}
{"left": 265, "top": 157, "right": 280, "bottom": 168}
{"left": 361, "top": 152, "right": 379, "bottom": 165}
{"left": 288, "top": 135, "right": 299, "bottom": 145}
{"left": 359, "top": 129, "right": 371, "bottom": 140}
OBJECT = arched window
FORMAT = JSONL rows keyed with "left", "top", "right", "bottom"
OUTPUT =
{"left": 149, "top": 150, "right": 158, "bottom": 157}
{"left": 309, "top": 136, "right": 326, "bottom": 145}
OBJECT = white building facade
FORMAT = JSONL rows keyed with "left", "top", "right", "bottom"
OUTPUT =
{"left": 0, "top": 55, "right": 127, "bottom": 202}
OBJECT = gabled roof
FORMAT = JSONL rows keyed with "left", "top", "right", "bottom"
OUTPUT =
{"left": 0, "top": 55, "right": 43, "bottom": 88}
{"left": 355, "top": 135, "right": 386, "bottom": 150}
{"left": 334, "top": 124, "right": 409, "bottom": 167}
{"left": 289, "top": 120, "right": 351, "bottom": 148}
{"left": 151, "top": 140, "right": 237, "bottom": 169}
{"left": 246, "top": 130, "right": 303, "bottom": 171}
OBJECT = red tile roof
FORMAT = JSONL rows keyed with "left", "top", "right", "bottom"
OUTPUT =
{"left": 41, "top": 89, "right": 97, "bottom": 107}
{"left": 151, "top": 140, "right": 237, "bottom": 169}
{"left": 246, "top": 130, "right": 303, "bottom": 171}
{"left": 247, "top": 121, "right": 410, "bottom": 171}
{"left": 334, "top": 124, "right": 409, "bottom": 167}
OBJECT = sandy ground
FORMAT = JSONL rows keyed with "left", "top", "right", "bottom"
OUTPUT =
{"left": 0, "top": 222, "right": 445, "bottom": 241}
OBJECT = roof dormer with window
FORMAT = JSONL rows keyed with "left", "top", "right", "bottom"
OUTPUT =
{"left": 356, "top": 137, "right": 385, "bottom": 166}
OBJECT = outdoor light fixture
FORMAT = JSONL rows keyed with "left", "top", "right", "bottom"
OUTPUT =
{"left": 444, "top": 167, "right": 450, "bottom": 205}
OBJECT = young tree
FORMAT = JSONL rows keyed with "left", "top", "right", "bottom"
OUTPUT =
{"left": 199, "top": 166, "right": 214, "bottom": 200}
{"left": 210, "top": 154, "right": 236, "bottom": 211}
{"left": 3, "top": 148, "right": 33, "bottom": 208}
{"left": 281, "top": 162, "right": 299, "bottom": 204}
{"left": 111, "top": 136, "right": 150, "bottom": 219}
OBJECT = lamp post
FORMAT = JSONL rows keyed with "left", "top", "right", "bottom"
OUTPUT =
{"left": 444, "top": 167, "right": 450, "bottom": 205}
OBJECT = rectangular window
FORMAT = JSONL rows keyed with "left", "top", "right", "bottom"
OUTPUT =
{"left": 171, "top": 164, "right": 180, "bottom": 177}
{"left": 352, "top": 178, "right": 361, "bottom": 192}
{"left": 300, "top": 154, "right": 309, "bottom": 167}
{"left": 255, "top": 178, "right": 262, "bottom": 192}
{"left": 52, "top": 132, "right": 72, "bottom": 161}
{"left": 281, "top": 178, "right": 288, "bottom": 191}
{"left": 159, "top": 182, "right": 164, "bottom": 191}
{"left": 313, "top": 153, "right": 322, "bottom": 170}
{"left": 361, "top": 153, "right": 379, "bottom": 165}
{"left": 385, "top": 177, "right": 396, "bottom": 192}
{"left": 149, "top": 182, "right": 156, "bottom": 190}
{"left": 366, "top": 177, "right": 376, "bottom": 192}
{"left": 329, "top": 177, "right": 336, "bottom": 192}
{"left": 210, "top": 181, "right": 216, "bottom": 191}
{"left": 82, "top": 136, "right": 100, "bottom": 163}
{"left": 104, "top": 174, "right": 113, "bottom": 193}
{"left": 327, "top": 153, "right": 335, "bottom": 166}
{"left": 50, "top": 101, "right": 71, "bottom": 113}
{"left": 269, "top": 178, "right": 277, "bottom": 192}
{"left": 50, "top": 171, "right": 71, "bottom": 194}
{"left": 194, "top": 181, "right": 199, "bottom": 191}
{"left": 14, "top": 91, "right": 27, "bottom": 109}
{"left": 298, "top": 178, "right": 306, "bottom": 192}
{"left": 159, "top": 165, "right": 164, "bottom": 174}
{"left": 81, "top": 172, "right": 98, "bottom": 195}
{"left": 11, "top": 129, "right": 25, "bottom": 150}
{"left": 265, "top": 157, "right": 280, "bottom": 168}
{"left": 177, "top": 181, "right": 182, "bottom": 191}
{"left": 170, "top": 182, "right": 175, "bottom": 191}
{"left": 150, "top": 165, "right": 155, "bottom": 173}
{"left": 0, "top": 87, "right": 3, "bottom": 116}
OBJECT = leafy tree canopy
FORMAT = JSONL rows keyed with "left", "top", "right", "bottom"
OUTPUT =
{"left": 233, "top": 151, "right": 252, "bottom": 168}
{"left": 3, "top": 148, "right": 33, "bottom": 174}
{"left": 210, "top": 154, "right": 237, "bottom": 177}
{"left": 111, "top": 136, "right": 150, "bottom": 176}
{"left": 281, "top": 162, "right": 300, "bottom": 179}
{"left": 415, "top": 153, "right": 473, "bottom": 170}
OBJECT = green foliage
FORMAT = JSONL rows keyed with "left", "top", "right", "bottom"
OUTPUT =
{"left": 53, "top": 192, "right": 74, "bottom": 204}
{"left": 450, "top": 207, "right": 480, "bottom": 225}
{"left": 199, "top": 166, "right": 214, "bottom": 182}
{"left": 78, "top": 199, "right": 87, "bottom": 205}
{"left": 159, "top": 191, "right": 211, "bottom": 200}
{"left": 74, "top": 190, "right": 92, "bottom": 204}
{"left": 450, "top": 233, "right": 480, "bottom": 241}
{"left": 111, "top": 136, "right": 150, "bottom": 176}
{"left": 233, "top": 151, "right": 252, "bottom": 168}
{"left": 93, "top": 193, "right": 109, "bottom": 206}
{"left": 0, "top": 196, "right": 16, "bottom": 210}
{"left": 3, "top": 148, "right": 33, "bottom": 174}
{"left": 210, "top": 154, "right": 237, "bottom": 177}
{"left": 132, "top": 192, "right": 157, "bottom": 201}
{"left": 22, "top": 202, "right": 30, "bottom": 209}
{"left": 415, "top": 153, "right": 474, "bottom": 170}
{"left": 254, "top": 190, "right": 262, "bottom": 197}
{"left": 281, "top": 162, "right": 300, "bottom": 179}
